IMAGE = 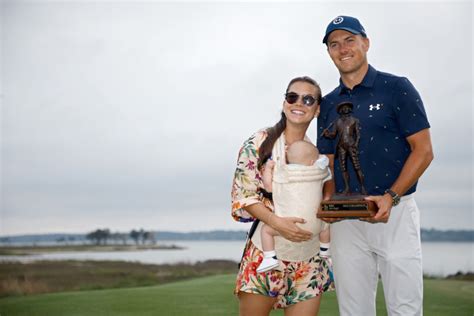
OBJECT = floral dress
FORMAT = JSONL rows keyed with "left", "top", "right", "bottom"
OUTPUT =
{"left": 231, "top": 129, "right": 334, "bottom": 309}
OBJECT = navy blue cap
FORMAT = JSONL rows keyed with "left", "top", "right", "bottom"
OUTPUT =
{"left": 322, "top": 16, "right": 367, "bottom": 44}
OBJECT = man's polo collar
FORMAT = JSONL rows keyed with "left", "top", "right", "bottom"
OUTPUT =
{"left": 337, "top": 64, "right": 377, "bottom": 95}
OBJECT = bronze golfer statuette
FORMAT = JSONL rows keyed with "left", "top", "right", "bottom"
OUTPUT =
{"left": 317, "top": 101, "right": 377, "bottom": 218}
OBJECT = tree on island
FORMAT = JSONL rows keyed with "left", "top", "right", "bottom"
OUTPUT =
{"left": 86, "top": 229, "right": 111, "bottom": 245}
{"left": 110, "top": 232, "right": 128, "bottom": 245}
{"left": 143, "top": 231, "right": 156, "bottom": 245}
{"left": 130, "top": 229, "right": 141, "bottom": 245}
{"left": 130, "top": 229, "right": 156, "bottom": 245}
{"left": 84, "top": 228, "right": 156, "bottom": 246}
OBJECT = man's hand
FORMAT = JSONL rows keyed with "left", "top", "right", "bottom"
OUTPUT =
{"left": 361, "top": 194, "right": 393, "bottom": 223}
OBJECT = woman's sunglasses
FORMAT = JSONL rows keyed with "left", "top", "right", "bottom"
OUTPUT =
{"left": 284, "top": 92, "right": 317, "bottom": 106}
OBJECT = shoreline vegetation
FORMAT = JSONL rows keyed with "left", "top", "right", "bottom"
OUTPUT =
{"left": 0, "top": 259, "right": 472, "bottom": 298}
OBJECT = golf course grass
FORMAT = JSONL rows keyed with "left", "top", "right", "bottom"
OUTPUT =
{"left": 0, "top": 274, "right": 472, "bottom": 315}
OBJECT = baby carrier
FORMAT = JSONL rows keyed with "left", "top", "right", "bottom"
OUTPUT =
{"left": 251, "top": 134, "right": 330, "bottom": 261}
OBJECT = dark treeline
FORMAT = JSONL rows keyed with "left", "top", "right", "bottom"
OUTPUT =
{"left": 86, "top": 228, "right": 156, "bottom": 245}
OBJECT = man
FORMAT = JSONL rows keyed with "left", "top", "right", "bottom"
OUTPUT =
{"left": 317, "top": 15, "right": 434, "bottom": 316}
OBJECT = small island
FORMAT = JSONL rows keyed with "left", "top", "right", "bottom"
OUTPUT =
{"left": 0, "top": 244, "right": 184, "bottom": 256}
{"left": 0, "top": 228, "right": 184, "bottom": 256}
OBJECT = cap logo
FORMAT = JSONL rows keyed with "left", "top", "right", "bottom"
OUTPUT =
{"left": 333, "top": 16, "right": 344, "bottom": 25}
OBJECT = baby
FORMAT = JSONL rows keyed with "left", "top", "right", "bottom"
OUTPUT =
{"left": 257, "top": 140, "right": 331, "bottom": 273}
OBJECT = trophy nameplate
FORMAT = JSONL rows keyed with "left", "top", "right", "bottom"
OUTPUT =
{"left": 318, "top": 194, "right": 377, "bottom": 218}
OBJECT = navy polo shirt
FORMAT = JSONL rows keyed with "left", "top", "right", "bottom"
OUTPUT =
{"left": 317, "top": 65, "right": 430, "bottom": 196}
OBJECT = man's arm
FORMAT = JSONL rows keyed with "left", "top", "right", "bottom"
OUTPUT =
{"left": 367, "top": 128, "right": 434, "bottom": 222}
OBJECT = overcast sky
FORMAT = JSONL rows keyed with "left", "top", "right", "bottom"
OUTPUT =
{"left": 1, "top": 1, "right": 472, "bottom": 236}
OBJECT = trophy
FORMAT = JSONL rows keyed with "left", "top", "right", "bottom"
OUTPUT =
{"left": 317, "top": 102, "right": 377, "bottom": 218}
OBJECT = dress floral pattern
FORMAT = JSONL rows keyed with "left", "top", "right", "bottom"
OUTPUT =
{"left": 236, "top": 240, "right": 334, "bottom": 309}
{"left": 231, "top": 129, "right": 334, "bottom": 309}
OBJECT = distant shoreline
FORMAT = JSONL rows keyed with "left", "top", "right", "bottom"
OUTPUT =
{"left": 0, "top": 228, "right": 472, "bottom": 244}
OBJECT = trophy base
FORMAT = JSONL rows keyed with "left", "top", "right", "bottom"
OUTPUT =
{"left": 318, "top": 194, "right": 377, "bottom": 218}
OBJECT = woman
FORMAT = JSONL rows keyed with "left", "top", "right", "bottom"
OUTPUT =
{"left": 231, "top": 76, "right": 333, "bottom": 316}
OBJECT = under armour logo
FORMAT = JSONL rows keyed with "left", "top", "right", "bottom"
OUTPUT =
{"left": 369, "top": 104, "right": 382, "bottom": 111}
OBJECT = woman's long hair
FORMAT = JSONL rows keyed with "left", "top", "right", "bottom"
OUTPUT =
{"left": 257, "top": 76, "right": 321, "bottom": 169}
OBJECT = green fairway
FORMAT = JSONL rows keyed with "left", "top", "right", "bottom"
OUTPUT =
{"left": 0, "top": 274, "right": 472, "bottom": 315}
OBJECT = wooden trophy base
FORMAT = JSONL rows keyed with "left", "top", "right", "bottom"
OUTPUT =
{"left": 317, "top": 194, "right": 377, "bottom": 218}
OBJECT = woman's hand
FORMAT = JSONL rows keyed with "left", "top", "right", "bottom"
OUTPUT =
{"left": 270, "top": 215, "right": 313, "bottom": 242}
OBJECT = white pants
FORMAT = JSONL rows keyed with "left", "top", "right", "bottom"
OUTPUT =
{"left": 331, "top": 194, "right": 423, "bottom": 316}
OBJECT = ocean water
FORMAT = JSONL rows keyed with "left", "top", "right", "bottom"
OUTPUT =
{"left": 1, "top": 241, "right": 472, "bottom": 277}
